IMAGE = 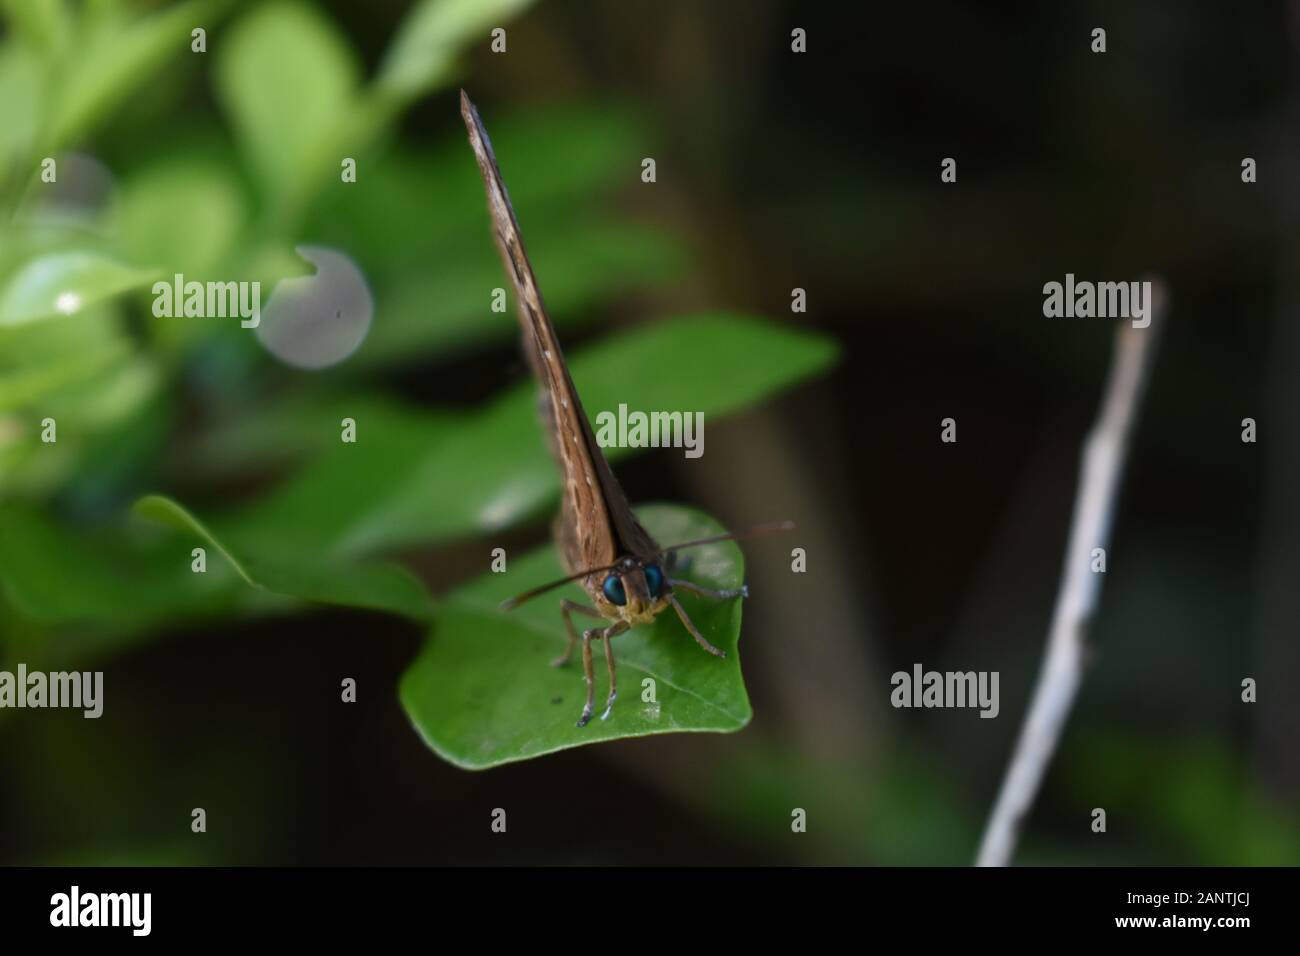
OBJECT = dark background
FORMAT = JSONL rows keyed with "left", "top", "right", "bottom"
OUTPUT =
{"left": 1, "top": 0, "right": 1296, "bottom": 865}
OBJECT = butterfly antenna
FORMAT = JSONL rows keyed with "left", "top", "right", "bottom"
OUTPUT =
{"left": 501, "top": 522, "right": 793, "bottom": 609}
{"left": 500, "top": 561, "right": 621, "bottom": 611}
{"left": 657, "top": 520, "right": 796, "bottom": 555}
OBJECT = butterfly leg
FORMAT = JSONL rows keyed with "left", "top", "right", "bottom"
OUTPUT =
{"left": 578, "top": 635, "right": 596, "bottom": 727}
{"left": 668, "top": 578, "right": 749, "bottom": 602}
{"left": 576, "top": 620, "right": 629, "bottom": 727}
{"left": 554, "top": 599, "right": 601, "bottom": 668}
{"left": 600, "top": 621, "right": 629, "bottom": 721}
{"left": 668, "top": 593, "right": 727, "bottom": 658}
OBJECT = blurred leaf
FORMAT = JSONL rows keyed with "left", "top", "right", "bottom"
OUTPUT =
{"left": 339, "top": 313, "right": 837, "bottom": 553}
{"left": 308, "top": 103, "right": 655, "bottom": 277}
{"left": 401, "top": 504, "right": 750, "bottom": 769}
{"left": 57, "top": 382, "right": 173, "bottom": 512}
{"left": 215, "top": 1, "right": 358, "bottom": 203}
{"left": 0, "top": 501, "right": 239, "bottom": 630}
{"left": 111, "top": 157, "right": 250, "bottom": 356}
{"left": 377, "top": 0, "right": 536, "bottom": 101}
{"left": 178, "top": 392, "right": 454, "bottom": 482}
{"left": 207, "top": 398, "right": 462, "bottom": 554}
{"left": 698, "top": 744, "right": 974, "bottom": 864}
{"left": 1065, "top": 732, "right": 1300, "bottom": 865}
{"left": 0, "top": 300, "right": 124, "bottom": 365}
{"left": 0, "top": 338, "right": 128, "bottom": 412}
{"left": 114, "top": 158, "right": 247, "bottom": 278}
{"left": 223, "top": 313, "right": 838, "bottom": 555}
{"left": 49, "top": 0, "right": 214, "bottom": 148}
{"left": 356, "top": 221, "right": 684, "bottom": 367}
{"left": 304, "top": 101, "right": 678, "bottom": 365}
{"left": 0, "top": 41, "right": 45, "bottom": 180}
{"left": 1, "top": 0, "right": 71, "bottom": 55}
{"left": 0, "top": 250, "right": 156, "bottom": 326}
{"left": 133, "top": 494, "right": 434, "bottom": 621}
{"left": 0, "top": 355, "right": 163, "bottom": 499}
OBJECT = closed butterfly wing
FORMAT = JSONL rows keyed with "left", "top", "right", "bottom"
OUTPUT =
{"left": 459, "top": 91, "right": 660, "bottom": 571}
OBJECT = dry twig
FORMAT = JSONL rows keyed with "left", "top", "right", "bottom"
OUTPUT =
{"left": 976, "top": 287, "right": 1165, "bottom": 866}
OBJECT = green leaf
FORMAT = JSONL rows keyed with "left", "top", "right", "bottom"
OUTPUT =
{"left": 377, "top": 0, "right": 537, "bottom": 101}
{"left": 0, "top": 502, "right": 241, "bottom": 631}
{"left": 306, "top": 103, "right": 656, "bottom": 277}
{"left": 222, "top": 312, "right": 837, "bottom": 555}
{"left": 675, "top": 744, "right": 974, "bottom": 864}
{"left": 132, "top": 494, "right": 435, "bottom": 621}
{"left": 303, "top": 102, "right": 679, "bottom": 365}
{"left": 1, "top": 0, "right": 71, "bottom": 56}
{"left": 338, "top": 312, "right": 836, "bottom": 552}
{"left": 0, "top": 338, "right": 129, "bottom": 412}
{"left": 0, "top": 306, "right": 155, "bottom": 495}
{"left": 400, "top": 504, "right": 751, "bottom": 769}
{"left": 0, "top": 41, "right": 46, "bottom": 182}
{"left": 215, "top": 1, "right": 359, "bottom": 202}
{"left": 114, "top": 158, "right": 247, "bottom": 279}
{"left": 49, "top": 1, "right": 215, "bottom": 148}
{"left": 178, "top": 392, "right": 450, "bottom": 482}
{"left": 1065, "top": 733, "right": 1300, "bottom": 865}
{"left": 354, "top": 221, "right": 684, "bottom": 367}
{"left": 0, "top": 250, "right": 156, "bottom": 326}
{"left": 204, "top": 398, "right": 462, "bottom": 554}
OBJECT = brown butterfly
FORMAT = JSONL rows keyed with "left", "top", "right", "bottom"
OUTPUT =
{"left": 459, "top": 91, "right": 790, "bottom": 726}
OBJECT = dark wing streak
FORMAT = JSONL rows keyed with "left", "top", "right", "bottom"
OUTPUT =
{"left": 459, "top": 90, "right": 659, "bottom": 565}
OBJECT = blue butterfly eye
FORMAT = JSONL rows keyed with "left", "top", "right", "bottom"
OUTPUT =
{"left": 602, "top": 574, "right": 627, "bottom": 605}
{"left": 644, "top": 564, "right": 664, "bottom": 598}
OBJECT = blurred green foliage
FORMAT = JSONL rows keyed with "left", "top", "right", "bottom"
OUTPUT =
{"left": 1062, "top": 732, "right": 1300, "bottom": 866}
{"left": 0, "top": 0, "right": 837, "bottom": 767}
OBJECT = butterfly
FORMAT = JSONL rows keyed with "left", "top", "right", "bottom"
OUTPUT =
{"left": 460, "top": 91, "right": 790, "bottom": 727}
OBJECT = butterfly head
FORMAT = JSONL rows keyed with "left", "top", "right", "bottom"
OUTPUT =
{"left": 592, "top": 557, "right": 669, "bottom": 624}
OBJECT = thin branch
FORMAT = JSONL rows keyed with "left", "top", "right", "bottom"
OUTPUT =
{"left": 975, "top": 285, "right": 1166, "bottom": 867}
